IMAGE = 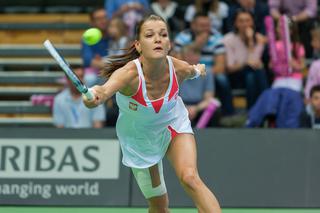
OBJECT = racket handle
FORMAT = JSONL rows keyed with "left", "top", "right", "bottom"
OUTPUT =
{"left": 83, "top": 88, "right": 94, "bottom": 101}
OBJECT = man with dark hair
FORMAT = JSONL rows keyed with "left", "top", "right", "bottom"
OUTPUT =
{"left": 300, "top": 85, "right": 320, "bottom": 129}
{"left": 83, "top": 8, "right": 109, "bottom": 69}
{"left": 174, "top": 12, "right": 225, "bottom": 126}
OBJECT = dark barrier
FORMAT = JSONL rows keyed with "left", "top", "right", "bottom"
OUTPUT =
{"left": 132, "top": 129, "right": 320, "bottom": 208}
{"left": 0, "top": 128, "right": 319, "bottom": 208}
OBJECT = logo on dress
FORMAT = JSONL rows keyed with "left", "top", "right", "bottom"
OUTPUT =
{"left": 129, "top": 102, "right": 138, "bottom": 111}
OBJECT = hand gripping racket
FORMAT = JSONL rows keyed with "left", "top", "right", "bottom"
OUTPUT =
{"left": 43, "top": 39, "right": 94, "bottom": 100}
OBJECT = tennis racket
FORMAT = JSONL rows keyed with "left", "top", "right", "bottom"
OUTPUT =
{"left": 43, "top": 39, "right": 94, "bottom": 100}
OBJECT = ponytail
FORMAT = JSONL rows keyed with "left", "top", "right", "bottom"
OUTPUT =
{"left": 101, "top": 43, "right": 140, "bottom": 78}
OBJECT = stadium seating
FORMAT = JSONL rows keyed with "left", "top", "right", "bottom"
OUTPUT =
{"left": 0, "top": 69, "right": 62, "bottom": 126}
{"left": 0, "top": 3, "right": 90, "bottom": 126}
{"left": 0, "top": 44, "right": 81, "bottom": 126}
{"left": 0, "top": 14, "right": 89, "bottom": 44}
{"left": 0, "top": 0, "right": 104, "bottom": 13}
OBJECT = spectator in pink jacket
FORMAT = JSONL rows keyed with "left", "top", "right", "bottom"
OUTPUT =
{"left": 271, "top": 21, "right": 306, "bottom": 92}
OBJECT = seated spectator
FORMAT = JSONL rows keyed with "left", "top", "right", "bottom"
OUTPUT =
{"left": 184, "top": 0, "right": 229, "bottom": 33}
{"left": 53, "top": 67, "right": 106, "bottom": 128}
{"left": 151, "top": 0, "right": 185, "bottom": 37}
{"left": 299, "top": 85, "right": 320, "bottom": 129}
{"left": 216, "top": 9, "right": 268, "bottom": 115}
{"left": 107, "top": 17, "right": 130, "bottom": 55}
{"left": 105, "top": 0, "right": 149, "bottom": 38}
{"left": 304, "top": 26, "right": 320, "bottom": 100}
{"left": 81, "top": 7, "right": 109, "bottom": 86}
{"left": 268, "top": 0, "right": 317, "bottom": 23}
{"left": 271, "top": 20, "right": 305, "bottom": 93}
{"left": 227, "top": 0, "right": 269, "bottom": 34}
{"left": 104, "top": 18, "right": 129, "bottom": 127}
{"left": 268, "top": 0, "right": 318, "bottom": 58}
{"left": 174, "top": 12, "right": 225, "bottom": 127}
{"left": 178, "top": 46, "right": 220, "bottom": 127}
{"left": 247, "top": 19, "right": 306, "bottom": 129}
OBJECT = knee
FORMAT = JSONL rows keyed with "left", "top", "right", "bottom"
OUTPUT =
{"left": 179, "top": 168, "right": 202, "bottom": 191}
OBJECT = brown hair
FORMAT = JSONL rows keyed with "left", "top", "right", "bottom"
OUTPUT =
{"left": 109, "top": 17, "right": 127, "bottom": 37}
{"left": 89, "top": 7, "right": 105, "bottom": 22}
{"left": 101, "top": 14, "right": 167, "bottom": 78}
{"left": 310, "top": 85, "right": 320, "bottom": 98}
{"left": 195, "top": 0, "right": 219, "bottom": 14}
{"left": 210, "top": 0, "right": 219, "bottom": 13}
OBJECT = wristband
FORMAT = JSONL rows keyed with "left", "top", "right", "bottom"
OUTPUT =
{"left": 84, "top": 88, "right": 94, "bottom": 100}
{"left": 190, "top": 67, "right": 201, "bottom": 79}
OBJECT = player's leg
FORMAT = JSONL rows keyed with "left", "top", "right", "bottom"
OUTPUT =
{"left": 147, "top": 194, "right": 169, "bottom": 213}
{"left": 131, "top": 161, "right": 170, "bottom": 213}
{"left": 166, "top": 133, "right": 221, "bottom": 213}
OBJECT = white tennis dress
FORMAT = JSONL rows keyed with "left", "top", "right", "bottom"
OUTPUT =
{"left": 116, "top": 56, "right": 193, "bottom": 168}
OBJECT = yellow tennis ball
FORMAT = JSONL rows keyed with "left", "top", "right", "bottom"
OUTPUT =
{"left": 82, "top": 28, "right": 102, "bottom": 45}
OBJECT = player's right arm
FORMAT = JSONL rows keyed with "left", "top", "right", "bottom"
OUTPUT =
{"left": 83, "top": 61, "right": 138, "bottom": 108}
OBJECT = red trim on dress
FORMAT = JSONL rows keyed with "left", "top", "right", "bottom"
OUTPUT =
{"left": 151, "top": 98, "right": 164, "bottom": 113}
{"left": 168, "top": 126, "right": 178, "bottom": 140}
{"left": 131, "top": 76, "right": 147, "bottom": 106}
{"left": 168, "top": 68, "right": 179, "bottom": 101}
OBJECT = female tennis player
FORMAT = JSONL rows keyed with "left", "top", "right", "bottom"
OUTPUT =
{"left": 83, "top": 14, "right": 221, "bottom": 213}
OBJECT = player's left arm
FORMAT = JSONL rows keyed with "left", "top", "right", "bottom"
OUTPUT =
{"left": 170, "top": 56, "right": 206, "bottom": 83}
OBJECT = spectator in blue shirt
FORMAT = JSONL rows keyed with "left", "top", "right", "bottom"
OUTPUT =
{"left": 53, "top": 66, "right": 106, "bottom": 128}
{"left": 174, "top": 12, "right": 225, "bottom": 126}
{"left": 81, "top": 8, "right": 109, "bottom": 86}
{"left": 105, "top": 0, "right": 149, "bottom": 18}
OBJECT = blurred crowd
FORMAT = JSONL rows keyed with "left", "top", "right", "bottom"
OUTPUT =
{"left": 53, "top": 0, "right": 320, "bottom": 129}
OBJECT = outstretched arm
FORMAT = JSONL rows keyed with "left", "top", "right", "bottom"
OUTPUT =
{"left": 83, "top": 62, "right": 137, "bottom": 108}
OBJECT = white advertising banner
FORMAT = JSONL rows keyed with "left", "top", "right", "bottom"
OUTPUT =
{"left": 0, "top": 139, "right": 120, "bottom": 179}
